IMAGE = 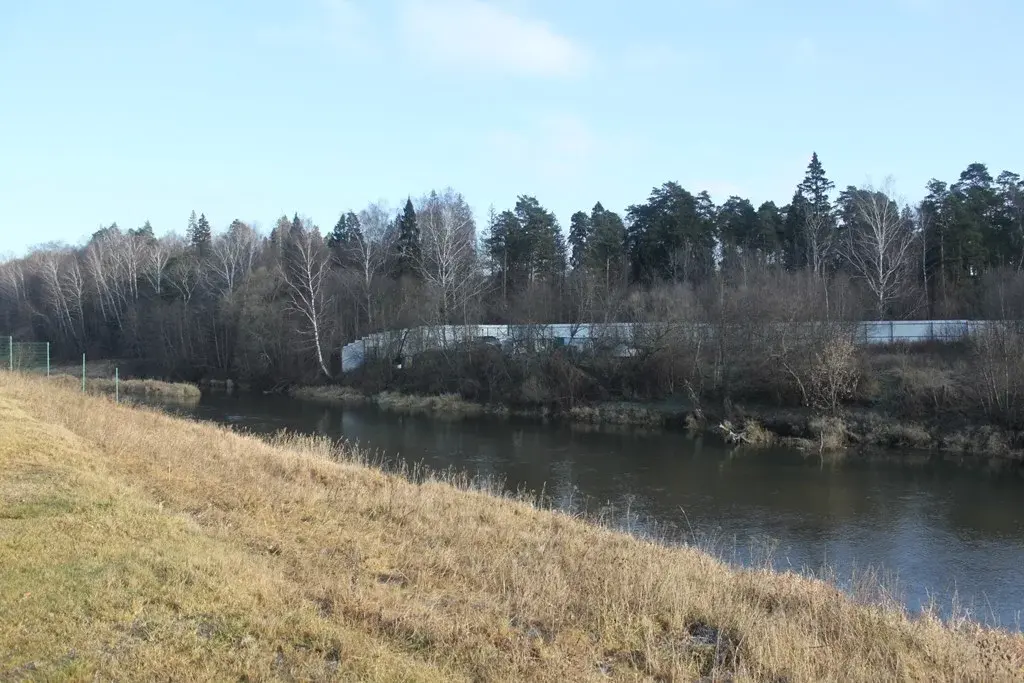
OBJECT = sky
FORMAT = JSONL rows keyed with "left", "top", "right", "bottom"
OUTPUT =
{"left": 1, "top": 0, "right": 1022, "bottom": 255}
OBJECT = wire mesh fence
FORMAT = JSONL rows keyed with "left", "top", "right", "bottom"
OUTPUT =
{"left": 3, "top": 336, "right": 50, "bottom": 374}
{"left": 2, "top": 337, "right": 126, "bottom": 402}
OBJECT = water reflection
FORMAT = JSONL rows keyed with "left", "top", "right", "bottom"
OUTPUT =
{"left": 168, "top": 392, "right": 1024, "bottom": 629}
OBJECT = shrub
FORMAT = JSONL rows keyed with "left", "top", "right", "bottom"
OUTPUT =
{"left": 968, "top": 326, "right": 1024, "bottom": 428}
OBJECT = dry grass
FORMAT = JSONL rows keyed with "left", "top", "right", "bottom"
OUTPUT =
{"left": 49, "top": 374, "right": 201, "bottom": 401}
{"left": 808, "top": 417, "right": 848, "bottom": 452}
{"left": 291, "top": 385, "right": 371, "bottom": 407}
{"left": 373, "top": 391, "right": 494, "bottom": 419}
{"left": 1, "top": 374, "right": 1022, "bottom": 681}
{"left": 293, "top": 385, "right": 497, "bottom": 419}
{"left": 568, "top": 404, "right": 667, "bottom": 428}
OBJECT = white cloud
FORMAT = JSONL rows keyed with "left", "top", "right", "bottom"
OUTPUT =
{"left": 398, "top": 0, "right": 589, "bottom": 78}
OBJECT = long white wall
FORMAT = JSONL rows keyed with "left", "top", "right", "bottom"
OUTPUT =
{"left": 340, "top": 320, "right": 999, "bottom": 372}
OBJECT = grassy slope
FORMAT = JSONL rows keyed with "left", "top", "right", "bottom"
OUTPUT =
{"left": 1, "top": 375, "right": 1022, "bottom": 681}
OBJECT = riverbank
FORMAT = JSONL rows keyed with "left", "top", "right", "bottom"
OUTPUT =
{"left": 3, "top": 374, "right": 1022, "bottom": 680}
{"left": 50, "top": 374, "right": 202, "bottom": 401}
{"left": 292, "top": 385, "right": 1024, "bottom": 463}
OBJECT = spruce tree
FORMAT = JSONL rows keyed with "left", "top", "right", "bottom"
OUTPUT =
{"left": 327, "top": 213, "right": 352, "bottom": 249}
{"left": 798, "top": 152, "right": 835, "bottom": 216}
{"left": 131, "top": 220, "right": 155, "bottom": 242}
{"left": 186, "top": 210, "right": 211, "bottom": 253}
{"left": 395, "top": 197, "right": 420, "bottom": 278}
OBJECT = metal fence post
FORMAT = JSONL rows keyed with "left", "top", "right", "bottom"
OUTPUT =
{"left": 46, "top": 342, "right": 50, "bottom": 377}
{"left": 82, "top": 353, "right": 86, "bottom": 393}
{"left": 115, "top": 368, "right": 119, "bottom": 404}
{"left": 7, "top": 336, "right": 12, "bottom": 372}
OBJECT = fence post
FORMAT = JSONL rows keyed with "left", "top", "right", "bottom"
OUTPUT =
{"left": 115, "top": 368, "right": 119, "bottom": 404}
{"left": 46, "top": 342, "right": 50, "bottom": 377}
{"left": 82, "top": 353, "right": 86, "bottom": 393}
{"left": 8, "top": 336, "right": 12, "bottom": 372}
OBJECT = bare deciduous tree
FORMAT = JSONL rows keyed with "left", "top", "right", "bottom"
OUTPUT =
{"left": 143, "top": 236, "right": 174, "bottom": 297}
{"left": 347, "top": 203, "right": 394, "bottom": 333}
{"left": 804, "top": 209, "right": 836, "bottom": 277}
{"left": 418, "top": 189, "right": 485, "bottom": 326}
{"left": 210, "top": 220, "right": 261, "bottom": 295}
{"left": 843, "top": 181, "right": 917, "bottom": 319}
{"left": 281, "top": 220, "right": 333, "bottom": 378}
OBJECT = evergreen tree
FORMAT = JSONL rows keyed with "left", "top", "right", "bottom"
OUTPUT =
{"left": 796, "top": 152, "right": 837, "bottom": 273}
{"left": 756, "top": 201, "right": 784, "bottom": 263}
{"left": 484, "top": 209, "right": 529, "bottom": 299}
{"left": 799, "top": 152, "right": 835, "bottom": 215}
{"left": 394, "top": 197, "right": 421, "bottom": 278}
{"left": 514, "top": 195, "right": 565, "bottom": 282}
{"left": 717, "top": 196, "right": 762, "bottom": 271}
{"left": 187, "top": 211, "right": 211, "bottom": 253}
{"left": 130, "top": 220, "right": 155, "bottom": 243}
{"left": 920, "top": 179, "right": 951, "bottom": 305}
{"left": 587, "top": 202, "right": 627, "bottom": 288}
{"left": 327, "top": 212, "right": 361, "bottom": 250}
{"left": 626, "top": 183, "right": 716, "bottom": 283}
{"left": 780, "top": 190, "right": 809, "bottom": 270}
{"left": 568, "top": 211, "right": 592, "bottom": 270}
{"left": 994, "top": 171, "right": 1024, "bottom": 269}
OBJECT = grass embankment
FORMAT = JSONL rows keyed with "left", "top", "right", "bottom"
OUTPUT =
{"left": 49, "top": 374, "right": 202, "bottom": 401}
{"left": 4, "top": 375, "right": 1022, "bottom": 681}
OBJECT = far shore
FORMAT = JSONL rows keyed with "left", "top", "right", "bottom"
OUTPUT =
{"left": 290, "top": 384, "right": 1024, "bottom": 464}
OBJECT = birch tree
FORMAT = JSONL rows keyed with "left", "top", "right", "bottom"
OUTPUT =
{"left": 418, "top": 189, "right": 484, "bottom": 325}
{"left": 210, "top": 220, "right": 261, "bottom": 296}
{"left": 282, "top": 219, "right": 333, "bottom": 377}
{"left": 348, "top": 202, "right": 394, "bottom": 333}
{"left": 843, "top": 181, "right": 917, "bottom": 318}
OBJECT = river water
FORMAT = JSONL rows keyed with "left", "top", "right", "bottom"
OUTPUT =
{"left": 165, "top": 392, "right": 1024, "bottom": 629}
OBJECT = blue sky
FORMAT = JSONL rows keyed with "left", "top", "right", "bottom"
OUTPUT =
{"left": 2, "top": 0, "right": 1021, "bottom": 254}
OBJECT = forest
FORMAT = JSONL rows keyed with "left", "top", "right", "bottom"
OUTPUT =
{"left": 2, "top": 154, "right": 1024, "bottom": 411}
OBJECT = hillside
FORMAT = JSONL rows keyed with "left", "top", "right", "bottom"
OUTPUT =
{"left": 1, "top": 374, "right": 1021, "bottom": 681}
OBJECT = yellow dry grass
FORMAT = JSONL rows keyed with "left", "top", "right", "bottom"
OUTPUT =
{"left": 49, "top": 374, "right": 202, "bottom": 401}
{"left": 1, "top": 373, "right": 1022, "bottom": 681}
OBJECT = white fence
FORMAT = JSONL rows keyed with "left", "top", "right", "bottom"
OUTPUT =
{"left": 340, "top": 320, "right": 1004, "bottom": 372}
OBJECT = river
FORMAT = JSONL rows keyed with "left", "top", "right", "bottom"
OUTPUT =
{"left": 163, "top": 392, "right": 1024, "bottom": 629}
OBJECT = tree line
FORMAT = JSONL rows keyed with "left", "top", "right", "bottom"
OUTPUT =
{"left": 1, "top": 154, "right": 1023, "bottom": 385}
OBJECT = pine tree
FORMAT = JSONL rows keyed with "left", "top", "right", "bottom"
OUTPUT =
{"left": 780, "top": 191, "right": 808, "bottom": 270}
{"left": 568, "top": 211, "right": 592, "bottom": 270}
{"left": 484, "top": 209, "right": 527, "bottom": 300}
{"left": 626, "top": 183, "right": 716, "bottom": 284}
{"left": 514, "top": 196, "right": 565, "bottom": 282}
{"left": 587, "top": 202, "right": 626, "bottom": 289}
{"left": 394, "top": 197, "right": 420, "bottom": 278}
{"left": 717, "top": 196, "right": 762, "bottom": 271}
